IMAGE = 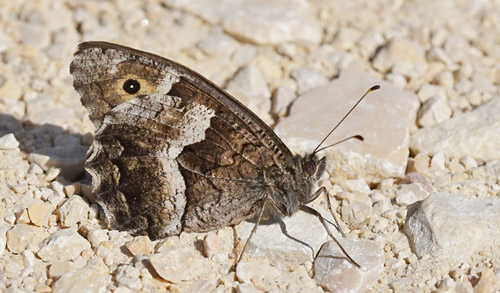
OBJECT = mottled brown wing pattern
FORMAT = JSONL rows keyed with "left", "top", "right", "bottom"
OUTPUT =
{"left": 70, "top": 42, "right": 295, "bottom": 239}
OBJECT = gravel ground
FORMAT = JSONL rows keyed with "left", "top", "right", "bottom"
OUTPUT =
{"left": 1, "top": 0, "right": 500, "bottom": 292}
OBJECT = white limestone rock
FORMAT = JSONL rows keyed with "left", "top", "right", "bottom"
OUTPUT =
{"left": 275, "top": 68, "right": 420, "bottom": 183}
{"left": 314, "top": 238, "right": 384, "bottom": 293}
{"left": 167, "top": 0, "right": 323, "bottom": 45}
{"left": 411, "top": 97, "right": 500, "bottom": 161}
{"left": 52, "top": 265, "right": 111, "bottom": 293}
{"left": 37, "top": 229, "right": 91, "bottom": 262}
{"left": 56, "top": 195, "right": 90, "bottom": 228}
{"left": 149, "top": 245, "right": 212, "bottom": 283}
{"left": 0, "top": 133, "right": 19, "bottom": 150}
{"left": 226, "top": 65, "right": 272, "bottom": 124}
{"left": 404, "top": 193, "right": 500, "bottom": 262}
{"left": 235, "top": 208, "right": 332, "bottom": 267}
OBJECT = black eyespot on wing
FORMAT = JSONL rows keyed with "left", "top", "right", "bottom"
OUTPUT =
{"left": 123, "top": 79, "right": 140, "bottom": 94}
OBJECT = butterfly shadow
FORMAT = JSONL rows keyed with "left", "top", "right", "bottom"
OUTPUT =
{"left": 1, "top": 113, "right": 99, "bottom": 206}
{"left": 239, "top": 209, "right": 317, "bottom": 261}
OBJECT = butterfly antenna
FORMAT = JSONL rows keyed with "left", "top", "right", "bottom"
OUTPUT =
{"left": 312, "top": 85, "right": 380, "bottom": 156}
{"left": 314, "top": 135, "right": 364, "bottom": 154}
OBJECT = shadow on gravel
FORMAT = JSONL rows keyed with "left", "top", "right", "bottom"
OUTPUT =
{"left": 1, "top": 113, "right": 91, "bottom": 190}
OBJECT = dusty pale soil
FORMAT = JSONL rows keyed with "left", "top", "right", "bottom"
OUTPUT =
{"left": 1, "top": 0, "right": 500, "bottom": 292}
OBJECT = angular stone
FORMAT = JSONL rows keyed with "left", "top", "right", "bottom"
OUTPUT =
{"left": 417, "top": 95, "right": 452, "bottom": 127}
{"left": 125, "top": 236, "right": 153, "bottom": 256}
{"left": 16, "top": 209, "right": 30, "bottom": 224}
{"left": 236, "top": 262, "right": 280, "bottom": 284}
{"left": 28, "top": 202, "right": 55, "bottom": 227}
{"left": 114, "top": 265, "right": 142, "bottom": 291}
{"left": 56, "top": 195, "right": 89, "bottom": 227}
{"left": 340, "top": 179, "right": 371, "bottom": 195}
{"left": 271, "top": 85, "right": 296, "bottom": 116}
{"left": 474, "top": 268, "right": 500, "bottom": 292}
{"left": 235, "top": 208, "right": 331, "bottom": 267}
{"left": 341, "top": 198, "right": 372, "bottom": 228}
{"left": 272, "top": 85, "right": 297, "bottom": 116}
{"left": 202, "top": 233, "right": 219, "bottom": 259}
{"left": 37, "top": 229, "right": 91, "bottom": 262}
{"left": 149, "top": 245, "right": 211, "bottom": 283}
{"left": 226, "top": 65, "right": 272, "bottom": 124}
{"left": 404, "top": 193, "right": 500, "bottom": 262}
{"left": 236, "top": 261, "right": 321, "bottom": 292}
{"left": 372, "top": 39, "right": 426, "bottom": 73}
{"left": 275, "top": 68, "right": 419, "bottom": 183}
{"left": 0, "top": 77, "right": 23, "bottom": 101}
{"left": 291, "top": 67, "right": 329, "bottom": 94}
{"left": 313, "top": 239, "right": 384, "bottom": 293}
{"left": 395, "top": 182, "right": 430, "bottom": 206}
{"left": 48, "top": 261, "right": 73, "bottom": 278}
{"left": 197, "top": 31, "right": 239, "bottom": 59}
{"left": 411, "top": 97, "right": 500, "bottom": 161}
{"left": 52, "top": 265, "right": 111, "bottom": 293}
{"left": 168, "top": 0, "right": 322, "bottom": 45}
{"left": 28, "top": 146, "right": 87, "bottom": 180}
{"left": 0, "top": 133, "right": 19, "bottom": 150}
{"left": 87, "top": 229, "right": 109, "bottom": 247}
{"left": 6, "top": 224, "right": 46, "bottom": 254}
{"left": 0, "top": 226, "right": 8, "bottom": 255}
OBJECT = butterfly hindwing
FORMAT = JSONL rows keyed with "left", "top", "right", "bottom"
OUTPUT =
{"left": 70, "top": 41, "right": 298, "bottom": 239}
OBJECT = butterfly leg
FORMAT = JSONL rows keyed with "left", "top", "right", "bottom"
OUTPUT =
{"left": 325, "top": 189, "right": 346, "bottom": 237}
{"left": 306, "top": 186, "right": 345, "bottom": 236}
{"left": 300, "top": 205, "right": 360, "bottom": 268}
{"left": 235, "top": 199, "right": 267, "bottom": 266}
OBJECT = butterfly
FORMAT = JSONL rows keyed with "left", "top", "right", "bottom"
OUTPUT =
{"left": 70, "top": 41, "right": 376, "bottom": 265}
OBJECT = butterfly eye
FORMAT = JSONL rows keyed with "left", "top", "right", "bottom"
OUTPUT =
{"left": 123, "top": 79, "right": 141, "bottom": 94}
{"left": 304, "top": 160, "right": 316, "bottom": 177}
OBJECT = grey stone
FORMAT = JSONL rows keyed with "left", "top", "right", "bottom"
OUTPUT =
{"left": 404, "top": 193, "right": 500, "bottom": 262}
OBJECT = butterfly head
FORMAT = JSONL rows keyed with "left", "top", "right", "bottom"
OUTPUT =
{"left": 302, "top": 154, "right": 326, "bottom": 181}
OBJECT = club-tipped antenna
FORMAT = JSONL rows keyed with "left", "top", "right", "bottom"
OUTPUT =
{"left": 314, "top": 135, "right": 364, "bottom": 154}
{"left": 311, "top": 85, "right": 380, "bottom": 156}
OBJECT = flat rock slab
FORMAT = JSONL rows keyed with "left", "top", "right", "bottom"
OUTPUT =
{"left": 168, "top": 0, "right": 322, "bottom": 45}
{"left": 275, "top": 68, "right": 419, "bottom": 183}
{"left": 404, "top": 193, "right": 500, "bottom": 262}
{"left": 235, "top": 208, "right": 334, "bottom": 267}
{"left": 314, "top": 239, "right": 384, "bottom": 293}
{"left": 411, "top": 97, "right": 500, "bottom": 161}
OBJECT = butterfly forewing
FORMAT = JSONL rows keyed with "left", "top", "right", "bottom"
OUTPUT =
{"left": 70, "top": 42, "right": 305, "bottom": 239}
